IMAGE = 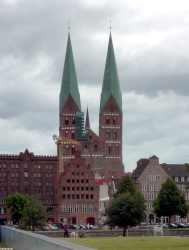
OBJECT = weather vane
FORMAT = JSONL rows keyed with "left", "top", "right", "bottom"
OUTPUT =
{"left": 68, "top": 20, "right": 70, "bottom": 32}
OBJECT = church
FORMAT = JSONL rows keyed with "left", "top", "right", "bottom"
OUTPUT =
{"left": 0, "top": 32, "right": 124, "bottom": 225}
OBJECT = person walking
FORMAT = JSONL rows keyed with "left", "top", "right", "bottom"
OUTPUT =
{"left": 63, "top": 224, "right": 69, "bottom": 238}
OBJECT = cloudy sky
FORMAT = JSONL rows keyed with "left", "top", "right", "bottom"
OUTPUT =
{"left": 1, "top": 0, "right": 189, "bottom": 172}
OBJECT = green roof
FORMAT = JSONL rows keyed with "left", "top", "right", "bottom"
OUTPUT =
{"left": 59, "top": 34, "right": 81, "bottom": 111}
{"left": 100, "top": 33, "right": 122, "bottom": 111}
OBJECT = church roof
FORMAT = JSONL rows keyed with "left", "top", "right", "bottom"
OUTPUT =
{"left": 59, "top": 33, "right": 81, "bottom": 111}
{"left": 100, "top": 33, "right": 122, "bottom": 111}
{"left": 85, "top": 107, "right": 90, "bottom": 130}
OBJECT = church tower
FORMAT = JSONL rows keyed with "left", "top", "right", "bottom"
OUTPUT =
{"left": 59, "top": 33, "right": 81, "bottom": 169}
{"left": 99, "top": 33, "right": 123, "bottom": 172}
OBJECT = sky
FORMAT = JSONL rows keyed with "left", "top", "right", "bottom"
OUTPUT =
{"left": 1, "top": 0, "right": 189, "bottom": 173}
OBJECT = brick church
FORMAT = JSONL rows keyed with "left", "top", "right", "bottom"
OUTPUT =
{"left": 0, "top": 32, "right": 124, "bottom": 225}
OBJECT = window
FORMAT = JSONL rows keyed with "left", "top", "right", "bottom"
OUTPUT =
{"left": 72, "top": 146, "right": 75, "bottom": 154}
{"left": 89, "top": 204, "right": 93, "bottom": 214}
{"left": 106, "top": 117, "right": 110, "bottom": 124}
{"left": 62, "top": 194, "right": 65, "bottom": 199}
{"left": 11, "top": 164, "right": 14, "bottom": 168}
{"left": 181, "top": 177, "right": 185, "bottom": 182}
{"left": 106, "top": 130, "right": 110, "bottom": 139}
{"left": 72, "top": 118, "right": 75, "bottom": 124}
{"left": 24, "top": 172, "right": 28, "bottom": 178}
{"left": 142, "top": 184, "right": 147, "bottom": 191}
{"left": 143, "top": 193, "right": 148, "bottom": 200}
{"left": 182, "top": 185, "right": 185, "bottom": 191}
{"left": 72, "top": 187, "right": 75, "bottom": 191}
{"left": 86, "top": 179, "right": 89, "bottom": 183}
{"left": 3, "top": 164, "right": 6, "bottom": 168}
{"left": 155, "top": 175, "right": 161, "bottom": 181}
{"left": 0, "top": 208, "right": 6, "bottom": 214}
{"left": 176, "top": 215, "right": 181, "bottom": 222}
{"left": 149, "top": 175, "right": 154, "bottom": 181}
{"left": 90, "top": 187, "right": 93, "bottom": 191}
{"left": 113, "top": 130, "right": 117, "bottom": 140}
{"left": 155, "top": 184, "right": 161, "bottom": 191}
{"left": 149, "top": 193, "right": 154, "bottom": 200}
{"left": 76, "top": 194, "right": 79, "bottom": 199}
{"left": 38, "top": 173, "right": 41, "bottom": 177}
{"left": 74, "top": 205, "right": 79, "bottom": 214}
{"left": 86, "top": 194, "right": 89, "bottom": 199}
{"left": 11, "top": 173, "right": 14, "bottom": 177}
{"left": 72, "top": 172, "right": 75, "bottom": 176}
{"left": 82, "top": 204, "right": 87, "bottom": 214}
{"left": 38, "top": 182, "right": 41, "bottom": 186}
{"left": 16, "top": 164, "right": 18, "bottom": 168}
{"left": 68, "top": 205, "right": 73, "bottom": 214}
{"left": 177, "top": 185, "right": 180, "bottom": 189}
{"left": 46, "top": 182, "right": 49, "bottom": 186}
{"left": 46, "top": 165, "right": 49, "bottom": 169}
{"left": 65, "top": 118, "right": 69, "bottom": 125}
{"left": 175, "top": 177, "right": 178, "bottom": 182}
{"left": 24, "top": 163, "right": 28, "bottom": 168}
{"left": 15, "top": 173, "right": 18, "bottom": 177}
{"left": 113, "top": 117, "right": 116, "bottom": 124}
{"left": 47, "top": 207, "right": 53, "bottom": 214}
{"left": 3, "top": 173, "right": 6, "bottom": 177}
{"left": 12, "top": 182, "right": 14, "bottom": 186}
{"left": 62, "top": 205, "right": 66, "bottom": 213}
{"left": 108, "top": 145, "right": 111, "bottom": 154}
{"left": 24, "top": 181, "right": 28, "bottom": 186}
{"left": 90, "top": 194, "right": 93, "bottom": 199}
{"left": 46, "top": 173, "right": 49, "bottom": 177}
{"left": 149, "top": 202, "right": 153, "bottom": 210}
{"left": 72, "top": 131, "right": 75, "bottom": 139}
{"left": 67, "top": 194, "right": 70, "bottom": 199}
{"left": 149, "top": 185, "right": 154, "bottom": 191}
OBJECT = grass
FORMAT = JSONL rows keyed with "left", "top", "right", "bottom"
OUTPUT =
{"left": 59, "top": 236, "right": 189, "bottom": 250}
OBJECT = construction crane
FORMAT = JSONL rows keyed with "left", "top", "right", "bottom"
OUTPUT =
{"left": 52, "top": 134, "right": 80, "bottom": 172}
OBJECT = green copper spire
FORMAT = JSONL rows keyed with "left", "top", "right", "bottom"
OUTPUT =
{"left": 100, "top": 33, "right": 122, "bottom": 111}
{"left": 85, "top": 106, "right": 90, "bottom": 130}
{"left": 59, "top": 33, "right": 81, "bottom": 111}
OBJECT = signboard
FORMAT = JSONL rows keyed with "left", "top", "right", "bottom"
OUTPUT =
{"left": 154, "top": 225, "right": 163, "bottom": 236}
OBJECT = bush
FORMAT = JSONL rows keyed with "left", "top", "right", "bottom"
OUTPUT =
{"left": 79, "top": 229, "right": 86, "bottom": 238}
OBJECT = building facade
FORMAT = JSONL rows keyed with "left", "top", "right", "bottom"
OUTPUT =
{"left": 131, "top": 155, "right": 189, "bottom": 224}
{"left": 0, "top": 32, "right": 123, "bottom": 225}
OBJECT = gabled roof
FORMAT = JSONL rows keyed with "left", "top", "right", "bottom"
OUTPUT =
{"left": 100, "top": 33, "right": 122, "bottom": 112}
{"left": 59, "top": 33, "right": 81, "bottom": 112}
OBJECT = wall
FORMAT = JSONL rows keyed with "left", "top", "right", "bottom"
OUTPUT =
{"left": 0, "top": 226, "right": 95, "bottom": 250}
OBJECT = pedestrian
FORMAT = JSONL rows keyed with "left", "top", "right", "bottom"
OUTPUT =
{"left": 63, "top": 224, "right": 69, "bottom": 238}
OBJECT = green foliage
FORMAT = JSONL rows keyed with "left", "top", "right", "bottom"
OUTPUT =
{"left": 21, "top": 196, "right": 47, "bottom": 232}
{"left": 79, "top": 229, "right": 86, "bottom": 238}
{"left": 153, "top": 178, "right": 189, "bottom": 221}
{"left": 6, "top": 193, "right": 31, "bottom": 222}
{"left": 114, "top": 175, "right": 137, "bottom": 198}
{"left": 105, "top": 176, "right": 146, "bottom": 236}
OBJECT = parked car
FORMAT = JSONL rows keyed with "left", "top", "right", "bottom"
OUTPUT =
{"left": 68, "top": 224, "right": 77, "bottom": 229}
{"left": 85, "top": 224, "right": 94, "bottom": 229}
{"left": 170, "top": 223, "right": 178, "bottom": 228}
{"left": 173, "top": 222, "right": 187, "bottom": 228}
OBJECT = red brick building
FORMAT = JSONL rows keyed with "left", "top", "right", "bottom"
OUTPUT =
{"left": 0, "top": 32, "right": 123, "bottom": 225}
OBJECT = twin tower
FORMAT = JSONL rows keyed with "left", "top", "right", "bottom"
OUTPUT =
{"left": 59, "top": 32, "right": 124, "bottom": 175}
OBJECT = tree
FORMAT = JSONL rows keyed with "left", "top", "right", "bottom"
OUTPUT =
{"left": 114, "top": 175, "right": 137, "bottom": 198}
{"left": 22, "top": 196, "right": 47, "bottom": 232}
{"left": 6, "top": 193, "right": 31, "bottom": 223}
{"left": 104, "top": 176, "right": 146, "bottom": 236}
{"left": 153, "top": 178, "right": 189, "bottom": 224}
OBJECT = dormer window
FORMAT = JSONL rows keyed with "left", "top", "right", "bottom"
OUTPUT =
{"left": 175, "top": 177, "right": 178, "bottom": 182}
{"left": 181, "top": 177, "right": 185, "bottom": 182}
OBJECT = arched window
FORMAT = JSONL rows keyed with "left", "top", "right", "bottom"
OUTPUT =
{"left": 106, "top": 117, "right": 110, "bottom": 124}
{"left": 106, "top": 130, "right": 110, "bottom": 139}
{"left": 65, "top": 118, "right": 69, "bottom": 125}
{"left": 72, "top": 146, "right": 75, "bottom": 154}
{"left": 113, "top": 130, "right": 117, "bottom": 140}
{"left": 109, "top": 145, "right": 111, "bottom": 154}
{"left": 113, "top": 117, "right": 116, "bottom": 124}
{"left": 72, "top": 118, "right": 75, "bottom": 124}
{"left": 72, "top": 131, "right": 75, "bottom": 139}
{"left": 66, "top": 145, "right": 69, "bottom": 155}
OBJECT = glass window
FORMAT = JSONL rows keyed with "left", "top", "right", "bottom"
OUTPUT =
{"left": 142, "top": 184, "right": 147, "bottom": 191}
{"left": 149, "top": 175, "right": 154, "bottom": 181}
{"left": 62, "top": 205, "right": 66, "bottom": 213}
{"left": 89, "top": 204, "right": 93, "bottom": 214}
{"left": 24, "top": 163, "right": 28, "bottom": 168}
{"left": 181, "top": 177, "right": 185, "bottom": 182}
{"left": 11, "top": 173, "right": 14, "bottom": 177}
{"left": 11, "top": 164, "right": 14, "bottom": 168}
{"left": 149, "top": 185, "right": 154, "bottom": 191}
{"left": 68, "top": 205, "right": 73, "bottom": 214}
{"left": 24, "top": 181, "right": 28, "bottom": 186}
{"left": 175, "top": 177, "right": 178, "bottom": 182}
{"left": 82, "top": 204, "right": 87, "bottom": 214}
{"left": 74, "top": 204, "right": 79, "bottom": 214}
{"left": 24, "top": 172, "right": 28, "bottom": 178}
{"left": 155, "top": 175, "right": 161, "bottom": 181}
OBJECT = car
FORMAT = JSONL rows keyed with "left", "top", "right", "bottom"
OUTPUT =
{"left": 68, "top": 224, "right": 77, "bottom": 229}
{"left": 85, "top": 224, "right": 94, "bottom": 229}
{"left": 170, "top": 223, "right": 178, "bottom": 228}
{"left": 173, "top": 222, "right": 187, "bottom": 228}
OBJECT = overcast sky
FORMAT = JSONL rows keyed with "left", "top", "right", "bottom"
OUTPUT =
{"left": 1, "top": 0, "right": 189, "bottom": 172}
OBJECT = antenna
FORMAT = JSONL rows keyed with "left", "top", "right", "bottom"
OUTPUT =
{"left": 110, "top": 20, "right": 111, "bottom": 32}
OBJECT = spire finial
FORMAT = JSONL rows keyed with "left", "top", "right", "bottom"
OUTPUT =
{"left": 68, "top": 20, "right": 70, "bottom": 33}
{"left": 110, "top": 20, "right": 111, "bottom": 32}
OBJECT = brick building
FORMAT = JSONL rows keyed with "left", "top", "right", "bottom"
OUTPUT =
{"left": 131, "top": 155, "right": 189, "bottom": 224}
{"left": 0, "top": 31, "right": 123, "bottom": 225}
